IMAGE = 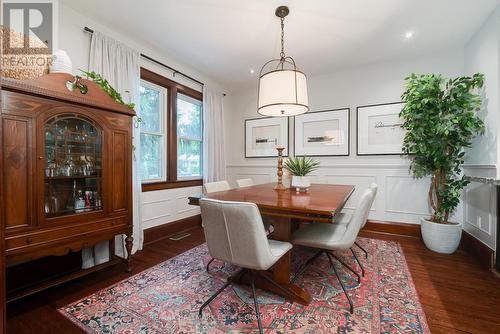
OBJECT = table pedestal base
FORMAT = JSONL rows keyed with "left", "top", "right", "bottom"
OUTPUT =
{"left": 234, "top": 270, "right": 312, "bottom": 306}
{"left": 253, "top": 216, "right": 312, "bottom": 305}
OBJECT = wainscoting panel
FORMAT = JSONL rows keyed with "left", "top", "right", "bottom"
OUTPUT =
{"left": 234, "top": 172, "right": 274, "bottom": 185}
{"left": 463, "top": 166, "right": 497, "bottom": 250}
{"left": 324, "top": 174, "right": 377, "bottom": 211}
{"left": 226, "top": 164, "right": 434, "bottom": 224}
{"left": 385, "top": 175, "right": 431, "bottom": 216}
{"left": 140, "top": 186, "right": 202, "bottom": 229}
{"left": 138, "top": 165, "right": 496, "bottom": 252}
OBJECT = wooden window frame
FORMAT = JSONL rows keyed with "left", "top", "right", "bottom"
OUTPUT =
{"left": 140, "top": 68, "right": 203, "bottom": 192}
{"left": 139, "top": 79, "right": 168, "bottom": 184}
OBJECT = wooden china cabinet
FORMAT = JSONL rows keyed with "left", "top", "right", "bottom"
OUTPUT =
{"left": 0, "top": 73, "right": 135, "bottom": 299}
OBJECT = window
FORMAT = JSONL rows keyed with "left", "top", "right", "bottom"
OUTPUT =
{"left": 139, "top": 68, "right": 203, "bottom": 191}
{"left": 177, "top": 94, "right": 202, "bottom": 179}
{"left": 139, "top": 81, "right": 166, "bottom": 183}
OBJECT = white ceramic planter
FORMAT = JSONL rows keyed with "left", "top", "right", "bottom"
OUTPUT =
{"left": 420, "top": 218, "right": 462, "bottom": 254}
{"left": 291, "top": 176, "right": 310, "bottom": 192}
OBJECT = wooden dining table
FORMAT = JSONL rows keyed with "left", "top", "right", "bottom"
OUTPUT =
{"left": 188, "top": 182, "right": 355, "bottom": 306}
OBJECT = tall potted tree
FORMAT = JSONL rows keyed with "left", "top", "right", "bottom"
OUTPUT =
{"left": 400, "top": 73, "right": 485, "bottom": 254}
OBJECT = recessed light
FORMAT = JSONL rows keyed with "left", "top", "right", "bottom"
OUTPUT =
{"left": 405, "top": 31, "right": 414, "bottom": 39}
{"left": 249, "top": 69, "right": 255, "bottom": 74}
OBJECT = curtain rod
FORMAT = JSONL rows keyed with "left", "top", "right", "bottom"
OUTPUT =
{"left": 83, "top": 26, "right": 205, "bottom": 87}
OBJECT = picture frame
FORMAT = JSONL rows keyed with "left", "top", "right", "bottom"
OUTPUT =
{"left": 356, "top": 102, "right": 405, "bottom": 155}
{"left": 245, "top": 117, "right": 289, "bottom": 158}
{"left": 294, "top": 108, "right": 350, "bottom": 156}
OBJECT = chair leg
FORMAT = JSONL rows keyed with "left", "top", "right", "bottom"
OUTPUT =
{"left": 328, "top": 252, "right": 361, "bottom": 283}
{"left": 206, "top": 258, "right": 215, "bottom": 272}
{"left": 292, "top": 250, "right": 325, "bottom": 283}
{"left": 350, "top": 248, "right": 365, "bottom": 277}
{"left": 326, "top": 252, "right": 354, "bottom": 314}
{"left": 250, "top": 273, "right": 264, "bottom": 334}
{"left": 198, "top": 279, "right": 231, "bottom": 318}
{"left": 354, "top": 241, "right": 368, "bottom": 259}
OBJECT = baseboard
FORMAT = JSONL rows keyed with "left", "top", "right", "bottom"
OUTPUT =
{"left": 461, "top": 230, "right": 494, "bottom": 269}
{"left": 362, "top": 220, "right": 421, "bottom": 238}
{"left": 142, "top": 217, "right": 495, "bottom": 270}
{"left": 143, "top": 214, "right": 202, "bottom": 245}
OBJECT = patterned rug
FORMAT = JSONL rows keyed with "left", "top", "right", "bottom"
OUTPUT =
{"left": 59, "top": 238, "right": 430, "bottom": 333}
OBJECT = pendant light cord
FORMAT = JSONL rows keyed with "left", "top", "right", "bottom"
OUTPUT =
{"left": 280, "top": 16, "right": 286, "bottom": 65}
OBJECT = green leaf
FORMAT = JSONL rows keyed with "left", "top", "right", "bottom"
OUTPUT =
{"left": 79, "top": 69, "right": 135, "bottom": 110}
{"left": 283, "top": 156, "right": 320, "bottom": 176}
{"left": 400, "top": 73, "right": 485, "bottom": 223}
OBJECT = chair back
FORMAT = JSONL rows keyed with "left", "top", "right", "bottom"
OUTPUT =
{"left": 339, "top": 187, "right": 375, "bottom": 248}
{"left": 204, "top": 180, "right": 230, "bottom": 193}
{"left": 236, "top": 178, "right": 254, "bottom": 188}
{"left": 199, "top": 198, "right": 277, "bottom": 270}
{"left": 362, "top": 183, "right": 378, "bottom": 228}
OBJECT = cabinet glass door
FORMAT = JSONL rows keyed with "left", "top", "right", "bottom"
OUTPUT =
{"left": 44, "top": 115, "right": 103, "bottom": 217}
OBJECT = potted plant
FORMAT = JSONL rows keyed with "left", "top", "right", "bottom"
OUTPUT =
{"left": 400, "top": 73, "right": 485, "bottom": 254}
{"left": 283, "top": 156, "right": 320, "bottom": 192}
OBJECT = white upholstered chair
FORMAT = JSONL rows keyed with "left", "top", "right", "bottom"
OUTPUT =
{"left": 203, "top": 179, "right": 275, "bottom": 272}
{"left": 203, "top": 180, "right": 231, "bottom": 271}
{"left": 235, "top": 178, "right": 276, "bottom": 236}
{"left": 236, "top": 178, "right": 254, "bottom": 188}
{"left": 198, "top": 198, "right": 292, "bottom": 333}
{"left": 334, "top": 183, "right": 378, "bottom": 276}
{"left": 291, "top": 187, "right": 375, "bottom": 314}
{"left": 203, "top": 180, "right": 231, "bottom": 193}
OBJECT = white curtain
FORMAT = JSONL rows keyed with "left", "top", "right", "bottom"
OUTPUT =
{"left": 203, "top": 87, "right": 226, "bottom": 182}
{"left": 82, "top": 31, "right": 143, "bottom": 268}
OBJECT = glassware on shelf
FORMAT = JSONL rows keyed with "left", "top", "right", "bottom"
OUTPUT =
{"left": 45, "top": 195, "right": 50, "bottom": 214}
{"left": 85, "top": 190, "right": 92, "bottom": 209}
{"left": 75, "top": 190, "right": 85, "bottom": 213}
{"left": 46, "top": 160, "right": 56, "bottom": 177}
{"left": 45, "top": 145, "right": 57, "bottom": 177}
{"left": 50, "top": 192, "right": 61, "bottom": 213}
{"left": 45, "top": 115, "right": 103, "bottom": 217}
{"left": 94, "top": 191, "right": 102, "bottom": 208}
{"left": 60, "top": 147, "right": 80, "bottom": 176}
{"left": 66, "top": 179, "right": 77, "bottom": 212}
{"left": 80, "top": 155, "right": 95, "bottom": 176}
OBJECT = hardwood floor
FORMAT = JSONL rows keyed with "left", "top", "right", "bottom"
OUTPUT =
{"left": 6, "top": 227, "right": 500, "bottom": 333}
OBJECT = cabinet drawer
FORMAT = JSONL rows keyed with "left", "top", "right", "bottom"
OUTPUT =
{"left": 5, "top": 217, "right": 128, "bottom": 253}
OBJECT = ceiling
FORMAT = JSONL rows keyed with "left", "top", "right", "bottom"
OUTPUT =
{"left": 62, "top": 0, "right": 500, "bottom": 90}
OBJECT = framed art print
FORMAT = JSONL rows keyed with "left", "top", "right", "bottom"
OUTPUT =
{"left": 245, "top": 117, "right": 289, "bottom": 158}
{"left": 294, "top": 108, "right": 350, "bottom": 156}
{"left": 356, "top": 102, "right": 405, "bottom": 155}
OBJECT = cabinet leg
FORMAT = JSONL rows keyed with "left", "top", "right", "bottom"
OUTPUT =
{"left": 125, "top": 234, "right": 133, "bottom": 272}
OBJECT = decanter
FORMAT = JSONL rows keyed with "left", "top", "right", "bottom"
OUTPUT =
{"left": 75, "top": 190, "right": 85, "bottom": 213}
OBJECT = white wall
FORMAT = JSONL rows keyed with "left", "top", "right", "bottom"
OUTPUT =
{"left": 464, "top": 7, "right": 499, "bottom": 168}
{"left": 225, "top": 49, "right": 465, "bottom": 225}
{"left": 58, "top": 2, "right": 499, "bottom": 249}
{"left": 462, "top": 6, "right": 500, "bottom": 250}
{"left": 58, "top": 3, "right": 227, "bottom": 229}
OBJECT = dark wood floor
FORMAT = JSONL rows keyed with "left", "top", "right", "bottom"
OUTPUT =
{"left": 6, "top": 227, "right": 500, "bottom": 334}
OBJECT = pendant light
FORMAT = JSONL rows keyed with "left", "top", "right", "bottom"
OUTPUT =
{"left": 257, "top": 6, "right": 309, "bottom": 117}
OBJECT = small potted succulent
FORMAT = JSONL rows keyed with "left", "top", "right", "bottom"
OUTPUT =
{"left": 283, "top": 156, "right": 320, "bottom": 192}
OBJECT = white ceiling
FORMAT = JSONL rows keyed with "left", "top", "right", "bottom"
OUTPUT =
{"left": 62, "top": 0, "right": 499, "bottom": 90}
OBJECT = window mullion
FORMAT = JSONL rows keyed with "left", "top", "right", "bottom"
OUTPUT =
{"left": 167, "top": 86, "right": 178, "bottom": 182}
{"left": 140, "top": 68, "right": 203, "bottom": 186}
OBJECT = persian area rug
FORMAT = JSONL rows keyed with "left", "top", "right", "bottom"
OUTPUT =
{"left": 59, "top": 238, "right": 430, "bottom": 333}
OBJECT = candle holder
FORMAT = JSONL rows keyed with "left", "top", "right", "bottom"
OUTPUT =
{"left": 274, "top": 147, "right": 286, "bottom": 191}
